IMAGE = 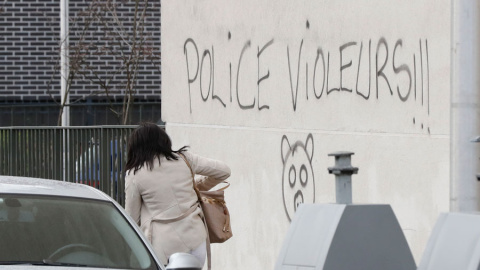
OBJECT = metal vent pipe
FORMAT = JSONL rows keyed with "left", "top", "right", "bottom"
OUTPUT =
{"left": 328, "top": 152, "right": 359, "bottom": 204}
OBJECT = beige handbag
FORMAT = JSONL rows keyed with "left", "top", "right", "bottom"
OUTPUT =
{"left": 195, "top": 182, "right": 232, "bottom": 243}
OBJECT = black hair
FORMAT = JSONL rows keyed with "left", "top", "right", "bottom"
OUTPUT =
{"left": 125, "top": 122, "right": 188, "bottom": 174}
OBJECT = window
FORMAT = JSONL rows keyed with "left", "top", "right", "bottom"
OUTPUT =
{"left": 0, "top": 195, "right": 157, "bottom": 269}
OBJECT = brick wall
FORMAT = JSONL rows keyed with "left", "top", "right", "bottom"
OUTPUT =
{"left": 0, "top": 0, "right": 161, "bottom": 103}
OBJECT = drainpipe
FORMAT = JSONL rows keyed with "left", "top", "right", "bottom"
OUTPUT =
{"left": 450, "top": 0, "right": 480, "bottom": 211}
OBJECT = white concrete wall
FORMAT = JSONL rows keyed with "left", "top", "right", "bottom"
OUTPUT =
{"left": 161, "top": 0, "right": 451, "bottom": 268}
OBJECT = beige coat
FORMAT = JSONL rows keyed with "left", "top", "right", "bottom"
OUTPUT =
{"left": 125, "top": 151, "right": 231, "bottom": 264}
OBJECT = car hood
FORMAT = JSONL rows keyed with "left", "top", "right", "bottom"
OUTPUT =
{"left": 0, "top": 266, "right": 130, "bottom": 270}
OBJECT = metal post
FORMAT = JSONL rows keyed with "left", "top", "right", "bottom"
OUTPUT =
{"left": 60, "top": 0, "right": 69, "bottom": 181}
{"left": 328, "top": 152, "right": 359, "bottom": 204}
{"left": 450, "top": 0, "right": 480, "bottom": 211}
{"left": 60, "top": 0, "right": 69, "bottom": 126}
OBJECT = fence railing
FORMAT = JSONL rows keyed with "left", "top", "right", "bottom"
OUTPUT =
{"left": 0, "top": 125, "right": 146, "bottom": 206}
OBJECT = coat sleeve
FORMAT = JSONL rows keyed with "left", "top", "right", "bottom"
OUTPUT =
{"left": 124, "top": 171, "right": 142, "bottom": 226}
{"left": 184, "top": 151, "right": 231, "bottom": 191}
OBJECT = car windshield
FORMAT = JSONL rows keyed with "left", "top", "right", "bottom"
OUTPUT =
{"left": 0, "top": 195, "right": 157, "bottom": 269}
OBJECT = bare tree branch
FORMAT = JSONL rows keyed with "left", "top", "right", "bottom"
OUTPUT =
{"left": 46, "top": 0, "right": 160, "bottom": 125}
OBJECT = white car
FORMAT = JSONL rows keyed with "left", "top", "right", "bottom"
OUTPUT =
{"left": 0, "top": 176, "right": 202, "bottom": 270}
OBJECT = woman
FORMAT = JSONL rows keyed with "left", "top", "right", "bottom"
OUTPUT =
{"left": 124, "top": 122, "right": 231, "bottom": 266}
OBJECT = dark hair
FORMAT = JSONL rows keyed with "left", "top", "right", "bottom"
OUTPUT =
{"left": 125, "top": 122, "right": 188, "bottom": 174}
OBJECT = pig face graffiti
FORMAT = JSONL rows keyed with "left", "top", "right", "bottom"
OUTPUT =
{"left": 281, "top": 133, "right": 315, "bottom": 221}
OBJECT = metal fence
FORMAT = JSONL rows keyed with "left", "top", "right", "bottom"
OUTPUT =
{"left": 0, "top": 125, "right": 144, "bottom": 206}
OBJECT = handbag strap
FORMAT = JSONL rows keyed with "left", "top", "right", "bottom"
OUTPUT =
{"left": 212, "top": 181, "right": 230, "bottom": 191}
{"left": 178, "top": 153, "right": 212, "bottom": 270}
{"left": 178, "top": 153, "right": 202, "bottom": 197}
